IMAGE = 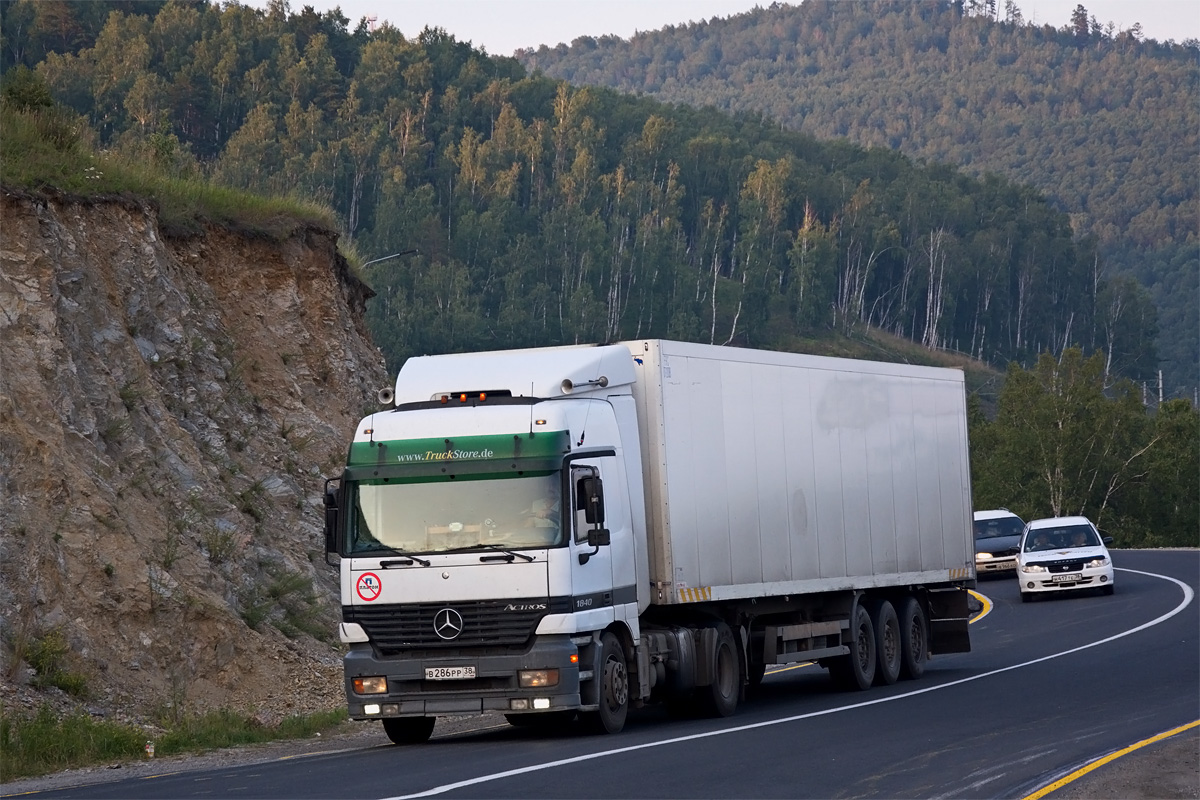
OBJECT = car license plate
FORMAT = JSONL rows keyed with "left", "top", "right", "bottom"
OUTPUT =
{"left": 425, "top": 666, "right": 475, "bottom": 680}
{"left": 1051, "top": 573, "right": 1082, "bottom": 583}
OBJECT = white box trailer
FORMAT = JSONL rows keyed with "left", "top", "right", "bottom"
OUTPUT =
{"left": 631, "top": 340, "right": 973, "bottom": 603}
{"left": 324, "top": 340, "right": 974, "bottom": 743}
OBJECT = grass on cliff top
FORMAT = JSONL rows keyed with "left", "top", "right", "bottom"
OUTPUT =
{"left": 0, "top": 104, "right": 338, "bottom": 240}
{"left": 0, "top": 704, "right": 350, "bottom": 782}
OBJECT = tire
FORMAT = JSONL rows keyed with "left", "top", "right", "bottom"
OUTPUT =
{"left": 583, "top": 631, "right": 629, "bottom": 734}
{"left": 897, "top": 596, "right": 928, "bottom": 681}
{"left": 698, "top": 622, "right": 741, "bottom": 717}
{"left": 1020, "top": 591, "right": 1033, "bottom": 603}
{"left": 1101, "top": 584, "right": 1115, "bottom": 596}
{"left": 869, "top": 599, "right": 902, "bottom": 686}
{"left": 830, "top": 602, "right": 876, "bottom": 691}
{"left": 382, "top": 717, "right": 435, "bottom": 745}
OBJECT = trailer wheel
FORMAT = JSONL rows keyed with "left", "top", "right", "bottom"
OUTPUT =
{"left": 898, "top": 596, "right": 928, "bottom": 680}
{"left": 870, "top": 599, "right": 902, "bottom": 686}
{"left": 830, "top": 602, "right": 876, "bottom": 690}
{"left": 382, "top": 717, "right": 435, "bottom": 745}
{"left": 699, "top": 622, "right": 741, "bottom": 717}
{"left": 583, "top": 631, "right": 629, "bottom": 734}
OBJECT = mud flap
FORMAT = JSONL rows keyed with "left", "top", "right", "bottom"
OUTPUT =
{"left": 927, "top": 587, "right": 972, "bottom": 654}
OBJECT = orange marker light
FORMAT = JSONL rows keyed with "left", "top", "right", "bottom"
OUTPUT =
{"left": 569, "top": 654, "right": 579, "bottom": 664}
{"left": 459, "top": 393, "right": 467, "bottom": 402}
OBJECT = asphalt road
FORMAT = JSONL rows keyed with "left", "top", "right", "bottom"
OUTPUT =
{"left": 14, "top": 550, "right": 1197, "bottom": 800}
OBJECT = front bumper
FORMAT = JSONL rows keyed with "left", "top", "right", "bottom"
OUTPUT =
{"left": 1018, "top": 564, "right": 1114, "bottom": 595}
{"left": 344, "top": 635, "right": 581, "bottom": 719}
{"left": 976, "top": 556, "right": 1017, "bottom": 574}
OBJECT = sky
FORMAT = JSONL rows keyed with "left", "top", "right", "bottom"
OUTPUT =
{"left": 264, "top": 0, "right": 1200, "bottom": 55}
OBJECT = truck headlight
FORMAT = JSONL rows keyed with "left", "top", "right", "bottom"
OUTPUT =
{"left": 353, "top": 676, "right": 388, "bottom": 694}
{"left": 518, "top": 669, "right": 559, "bottom": 688}
{"left": 1020, "top": 563, "right": 1047, "bottom": 573}
{"left": 975, "top": 553, "right": 991, "bottom": 562}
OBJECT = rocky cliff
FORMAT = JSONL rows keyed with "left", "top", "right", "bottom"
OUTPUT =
{"left": 0, "top": 191, "right": 389, "bottom": 724}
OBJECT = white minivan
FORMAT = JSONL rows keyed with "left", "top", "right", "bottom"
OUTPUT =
{"left": 1017, "top": 516, "right": 1115, "bottom": 601}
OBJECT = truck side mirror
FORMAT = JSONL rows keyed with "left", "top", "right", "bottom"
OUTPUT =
{"left": 587, "top": 528, "right": 610, "bottom": 548}
{"left": 579, "top": 476, "right": 605, "bottom": 525}
{"left": 323, "top": 478, "right": 341, "bottom": 564}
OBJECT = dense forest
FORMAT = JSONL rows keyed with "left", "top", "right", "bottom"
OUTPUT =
{"left": 0, "top": 0, "right": 1160, "bottom": 383}
{"left": 519, "top": 0, "right": 1199, "bottom": 399}
{"left": 1, "top": 0, "right": 1194, "bottom": 543}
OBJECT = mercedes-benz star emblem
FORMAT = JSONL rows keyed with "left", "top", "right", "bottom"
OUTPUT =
{"left": 433, "top": 608, "right": 464, "bottom": 640}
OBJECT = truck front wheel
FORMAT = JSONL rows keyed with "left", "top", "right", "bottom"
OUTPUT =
{"left": 584, "top": 631, "right": 629, "bottom": 734}
{"left": 382, "top": 716, "right": 435, "bottom": 745}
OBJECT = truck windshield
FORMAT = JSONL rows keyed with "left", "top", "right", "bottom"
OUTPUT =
{"left": 349, "top": 473, "right": 563, "bottom": 555}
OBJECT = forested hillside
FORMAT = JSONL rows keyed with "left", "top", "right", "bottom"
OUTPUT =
{"left": 518, "top": 0, "right": 1198, "bottom": 398}
{"left": 0, "top": 0, "right": 1159, "bottom": 389}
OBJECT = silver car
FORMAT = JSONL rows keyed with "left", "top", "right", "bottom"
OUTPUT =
{"left": 973, "top": 509, "right": 1025, "bottom": 575}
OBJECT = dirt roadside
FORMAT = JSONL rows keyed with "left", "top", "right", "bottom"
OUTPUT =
{"left": 1, "top": 716, "right": 1196, "bottom": 798}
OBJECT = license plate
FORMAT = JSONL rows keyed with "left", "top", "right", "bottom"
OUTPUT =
{"left": 424, "top": 666, "right": 475, "bottom": 680}
{"left": 1051, "top": 573, "right": 1082, "bottom": 583}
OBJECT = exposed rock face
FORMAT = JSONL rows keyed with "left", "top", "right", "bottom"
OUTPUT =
{"left": 0, "top": 192, "right": 389, "bottom": 722}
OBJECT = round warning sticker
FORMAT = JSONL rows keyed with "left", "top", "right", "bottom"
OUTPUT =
{"left": 356, "top": 572, "right": 382, "bottom": 602}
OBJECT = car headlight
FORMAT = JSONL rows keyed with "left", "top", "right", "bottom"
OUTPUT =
{"left": 1085, "top": 557, "right": 1109, "bottom": 568}
{"left": 1020, "top": 563, "right": 1047, "bottom": 573}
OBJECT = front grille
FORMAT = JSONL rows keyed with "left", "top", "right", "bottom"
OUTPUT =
{"left": 343, "top": 598, "right": 569, "bottom": 653}
{"left": 1042, "top": 558, "right": 1088, "bottom": 574}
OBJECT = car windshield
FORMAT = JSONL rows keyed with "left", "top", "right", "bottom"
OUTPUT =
{"left": 1023, "top": 524, "right": 1099, "bottom": 552}
{"left": 974, "top": 517, "right": 1024, "bottom": 539}
{"left": 349, "top": 473, "right": 564, "bottom": 555}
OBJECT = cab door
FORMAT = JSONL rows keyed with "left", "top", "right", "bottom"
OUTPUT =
{"left": 568, "top": 461, "right": 616, "bottom": 623}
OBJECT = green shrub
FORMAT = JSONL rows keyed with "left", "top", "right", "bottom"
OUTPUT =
{"left": 25, "top": 630, "right": 88, "bottom": 697}
{"left": 0, "top": 705, "right": 145, "bottom": 781}
{"left": 0, "top": 704, "right": 348, "bottom": 781}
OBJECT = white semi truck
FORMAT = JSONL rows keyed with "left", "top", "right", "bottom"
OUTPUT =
{"left": 323, "top": 340, "right": 975, "bottom": 743}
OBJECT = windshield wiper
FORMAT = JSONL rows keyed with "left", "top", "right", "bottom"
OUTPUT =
{"left": 379, "top": 551, "right": 431, "bottom": 567}
{"left": 445, "top": 543, "right": 536, "bottom": 563}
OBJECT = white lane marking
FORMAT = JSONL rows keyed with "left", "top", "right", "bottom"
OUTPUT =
{"left": 384, "top": 567, "right": 1194, "bottom": 800}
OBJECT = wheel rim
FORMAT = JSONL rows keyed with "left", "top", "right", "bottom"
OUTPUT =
{"left": 603, "top": 654, "right": 628, "bottom": 710}
{"left": 855, "top": 621, "right": 872, "bottom": 670}
{"left": 882, "top": 620, "right": 899, "bottom": 666}
{"left": 908, "top": 614, "right": 924, "bottom": 657}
